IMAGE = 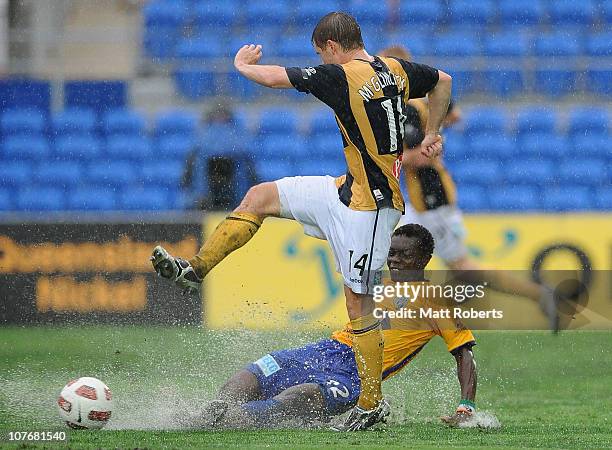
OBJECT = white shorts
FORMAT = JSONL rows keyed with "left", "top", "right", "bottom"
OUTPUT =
{"left": 275, "top": 176, "right": 401, "bottom": 294}
{"left": 399, "top": 204, "right": 468, "bottom": 263}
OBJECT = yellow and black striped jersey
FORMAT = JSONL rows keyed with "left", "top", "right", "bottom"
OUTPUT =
{"left": 331, "top": 279, "right": 475, "bottom": 380}
{"left": 403, "top": 98, "right": 457, "bottom": 212}
{"left": 286, "top": 57, "right": 439, "bottom": 212}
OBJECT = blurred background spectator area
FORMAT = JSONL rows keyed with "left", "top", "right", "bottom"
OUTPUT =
{"left": 0, "top": 0, "right": 610, "bottom": 212}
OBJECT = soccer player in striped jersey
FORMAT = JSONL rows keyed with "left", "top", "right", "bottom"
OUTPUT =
{"left": 379, "top": 45, "right": 561, "bottom": 331}
{"left": 152, "top": 13, "right": 452, "bottom": 430}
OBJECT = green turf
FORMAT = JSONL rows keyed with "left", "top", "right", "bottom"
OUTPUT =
{"left": 1, "top": 326, "right": 610, "bottom": 449}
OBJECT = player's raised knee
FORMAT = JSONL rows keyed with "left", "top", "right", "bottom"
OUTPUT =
{"left": 235, "top": 182, "right": 280, "bottom": 217}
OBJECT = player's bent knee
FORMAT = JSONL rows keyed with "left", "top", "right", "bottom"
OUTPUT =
{"left": 235, "top": 182, "right": 280, "bottom": 217}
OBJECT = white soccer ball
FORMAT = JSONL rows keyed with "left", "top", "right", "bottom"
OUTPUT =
{"left": 57, "top": 377, "right": 113, "bottom": 429}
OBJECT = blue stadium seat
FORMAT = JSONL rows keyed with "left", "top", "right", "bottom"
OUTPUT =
{"left": 347, "top": 0, "right": 390, "bottom": 25}
{"left": 144, "top": 26, "right": 179, "bottom": 59}
{"left": 36, "top": 161, "right": 83, "bottom": 186}
{"left": 102, "top": 109, "right": 145, "bottom": 136}
{"left": 481, "top": 69, "right": 524, "bottom": 98}
{"left": 448, "top": 0, "right": 496, "bottom": 26}
{"left": 258, "top": 108, "right": 298, "bottom": 135}
{"left": 296, "top": 1, "right": 341, "bottom": 26}
{"left": 447, "top": 69, "right": 480, "bottom": 98}
{"left": 260, "top": 135, "right": 308, "bottom": 159}
{"left": 193, "top": 0, "right": 239, "bottom": 28}
{"left": 87, "top": 161, "right": 137, "bottom": 186}
{"left": 505, "top": 160, "right": 555, "bottom": 185}
{"left": 255, "top": 159, "right": 295, "bottom": 181}
{"left": 68, "top": 187, "right": 117, "bottom": 210}
{"left": 535, "top": 69, "right": 576, "bottom": 98}
{"left": 398, "top": 0, "right": 443, "bottom": 26}
{"left": 157, "top": 135, "right": 195, "bottom": 158}
{"left": 0, "top": 79, "right": 51, "bottom": 114}
{"left": 534, "top": 33, "right": 581, "bottom": 57}
{"left": 521, "top": 133, "right": 569, "bottom": 159}
{"left": 595, "top": 187, "right": 612, "bottom": 209}
{"left": 143, "top": 1, "right": 188, "bottom": 28}
{"left": 489, "top": 186, "right": 540, "bottom": 211}
{"left": 176, "top": 37, "right": 225, "bottom": 59}
{"left": 0, "top": 162, "right": 32, "bottom": 185}
{"left": 311, "top": 133, "right": 344, "bottom": 157}
{"left": 568, "top": 108, "right": 609, "bottom": 136}
{"left": 604, "top": 0, "right": 612, "bottom": 24}
{"left": 457, "top": 186, "right": 489, "bottom": 211}
{"left": 559, "top": 159, "right": 607, "bottom": 186}
{"left": 245, "top": 1, "right": 290, "bottom": 26}
{"left": 0, "top": 188, "right": 12, "bottom": 210}
{"left": 1, "top": 109, "right": 46, "bottom": 134}
{"left": 464, "top": 107, "right": 507, "bottom": 134}
{"left": 107, "top": 135, "right": 152, "bottom": 159}
{"left": 586, "top": 69, "right": 612, "bottom": 96}
{"left": 542, "top": 187, "right": 593, "bottom": 211}
{"left": 120, "top": 187, "right": 169, "bottom": 210}
{"left": 2, "top": 135, "right": 50, "bottom": 159}
{"left": 18, "top": 188, "right": 65, "bottom": 211}
{"left": 440, "top": 131, "right": 468, "bottom": 162}
{"left": 174, "top": 69, "right": 216, "bottom": 100}
{"left": 434, "top": 33, "right": 481, "bottom": 57}
{"left": 516, "top": 107, "right": 557, "bottom": 135}
{"left": 155, "top": 110, "right": 197, "bottom": 137}
{"left": 52, "top": 108, "right": 96, "bottom": 136}
{"left": 548, "top": 0, "right": 596, "bottom": 26}
{"left": 54, "top": 135, "right": 101, "bottom": 159}
{"left": 141, "top": 161, "right": 184, "bottom": 186}
{"left": 64, "top": 81, "right": 126, "bottom": 113}
{"left": 278, "top": 34, "right": 314, "bottom": 58}
{"left": 309, "top": 109, "right": 338, "bottom": 135}
{"left": 483, "top": 33, "right": 530, "bottom": 57}
{"left": 453, "top": 160, "right": 501, "bottom": 185}
{"left": 468, "top": 133, "right": 516, "bottom": 159}
{"left": 585, "top": 33, "right": 612, "bottom": 57}
{"left": 572, "top": 134, "right": 611, "bottom": 158}
{"left": 498, "top": 0, "right": 544, "bottom": 26}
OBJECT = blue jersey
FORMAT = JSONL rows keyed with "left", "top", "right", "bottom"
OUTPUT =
{"left": 246, "top": 339, "right": 360, "bottom": 415}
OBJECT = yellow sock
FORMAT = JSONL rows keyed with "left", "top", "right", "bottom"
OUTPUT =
{"left": 351, "top": 314, "right": 384, "bottom": 410}
{"left": 188, "top": 212, "right": 262, "bottom": 278}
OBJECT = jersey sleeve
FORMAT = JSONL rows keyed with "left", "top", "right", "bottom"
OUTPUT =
{"left": 285, "top": 64, "right": 346, "bottom": 110}
{"left": 392, "top": 58, "right": 440, "bottom": 99}
{"left": 439, "top": 325, "right": 476, "bottom": 353}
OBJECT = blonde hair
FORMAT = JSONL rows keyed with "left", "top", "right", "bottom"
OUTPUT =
{"left": 378, "top": 45, "right": 412, "bottom": 61}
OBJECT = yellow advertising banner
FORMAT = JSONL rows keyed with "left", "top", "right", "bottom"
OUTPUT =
{"left": 204, "top": 213, "right": 612, "bottom": 330}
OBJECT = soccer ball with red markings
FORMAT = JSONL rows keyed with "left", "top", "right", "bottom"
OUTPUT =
{"left": 57, "top": 377, "right": 113, "bottom": 429}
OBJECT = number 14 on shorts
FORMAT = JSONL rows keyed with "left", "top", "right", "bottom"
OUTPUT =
{"left": 349, "top": 250, "right": 369, "bottom": 277}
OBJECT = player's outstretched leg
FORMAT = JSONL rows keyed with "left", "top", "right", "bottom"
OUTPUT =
{"left": 334, "top": 287, "right": 388, "bottom": 431}
{"left": 151, "top": 183, "right": 280, "bottom": 292}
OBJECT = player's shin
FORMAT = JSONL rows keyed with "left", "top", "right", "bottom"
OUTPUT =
{"left": 350, "top": 314, "right": 384, "bottom": 411}
{"left": 189, "top": 212, "right": 263, "bottom": 278}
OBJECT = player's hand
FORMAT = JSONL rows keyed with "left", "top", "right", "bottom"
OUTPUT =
{"left": 440, "top": 407, "right": 473, "bottom": 427}
{"left": 420, "top": 132, "right": 443, "bottom": 158}
{"left": 234, "top": 44, "right": 263, "bottom": 69}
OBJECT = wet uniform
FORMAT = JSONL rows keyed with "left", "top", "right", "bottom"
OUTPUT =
{"left": 276, "top": 57, "right": 439, "bottom": 293}
{"left": 247, "top": 280, "right": 475, "bottom": 414}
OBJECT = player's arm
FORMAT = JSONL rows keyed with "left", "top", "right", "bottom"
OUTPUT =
{"left": 442, "top": 344, "right": 477, "bottom": 426}
{"left": 234, "top": 44, "right": 292, "bottom": 89}
{"left": 443, "top": 99, "right": 462, "bottom": 127}
{"left": 421, "top": 70, "right": 452, "bottom": 158}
